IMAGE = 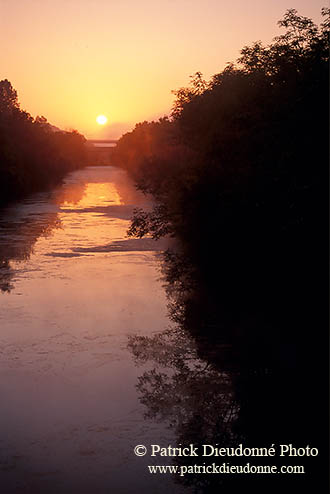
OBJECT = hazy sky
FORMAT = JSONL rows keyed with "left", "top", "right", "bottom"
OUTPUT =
{"left": 0, "top": 0, "right": 325, "bottom": 138}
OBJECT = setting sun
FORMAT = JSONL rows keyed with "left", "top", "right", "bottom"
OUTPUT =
{"left": 0, "top": 1, "right": 327, "bottom": 491}
{"left": 96, "top": 115, "right": 108, "bottom": 125}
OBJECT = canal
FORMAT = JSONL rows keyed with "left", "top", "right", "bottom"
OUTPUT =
{"left": 0, "top": 165, "right": 188, "bottom": 493}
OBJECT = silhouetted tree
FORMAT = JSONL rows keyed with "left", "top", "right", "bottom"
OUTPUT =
{"left": 0, "top": 79, "right": 19, "bottom": 115}
{"left": 116, "top": 9, "right": 328, "bottom": 491}
{"left": 0, "top": 80, "right": 87, "bottom": 206}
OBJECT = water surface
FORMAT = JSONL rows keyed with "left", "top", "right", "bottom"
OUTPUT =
{"left": 0, "top": 166, "right": 186, "bottom": 493}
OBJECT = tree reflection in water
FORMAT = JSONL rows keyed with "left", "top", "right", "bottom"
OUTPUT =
{"left": 0, "top": 213, "right": 62, "bottom": 292}
{"left": 0, "top": 181, "right": 86, "bottom": 293}
{"left": 129, "top": 326, "right": 238, "bottom": 430}
{"left": 128, "top": 247, "right": 325, "bottom": 493}
{"left": 128, "top": 326, "right": 240, "bottom": 492}
{"left": 128, "top": 248, "right": 243, "bottom": 492}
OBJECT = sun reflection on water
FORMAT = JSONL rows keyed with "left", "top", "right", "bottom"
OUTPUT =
{"left": 61, "top": 182, "right": 122, "bottom": 209}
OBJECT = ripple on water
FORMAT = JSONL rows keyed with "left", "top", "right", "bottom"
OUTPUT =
{"left": 0, "top": 166, "right": 184, "bottom": 493}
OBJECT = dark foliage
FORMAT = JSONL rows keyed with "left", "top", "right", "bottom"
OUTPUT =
{"left": 0, "top": 80, "right": 87, "bottom": 206}
{"left": 114, "top": 8, "right": 328, "bottom": 333}
{"left": 117, "top": 9, "right": 329, "bottom": 492}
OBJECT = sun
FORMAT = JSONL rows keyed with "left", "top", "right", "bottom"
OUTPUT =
{"left": 96, "top": 115, "right": 108, "bottom": 125}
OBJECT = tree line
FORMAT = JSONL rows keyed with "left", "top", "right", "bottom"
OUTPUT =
{"left": 0, "top": 79, "right": 87, "bottom": 207}
{"left": 114, "top": 11, "right": 329, "bottom": 486}
{"left": 113, "top": 8, "right": 328, "bottom": 329}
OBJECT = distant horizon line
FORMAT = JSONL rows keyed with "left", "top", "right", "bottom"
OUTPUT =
{"left": 86, "top": 139, "right": 118, "bottom": 143}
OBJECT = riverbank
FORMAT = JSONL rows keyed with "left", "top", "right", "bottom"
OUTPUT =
{"left": 110, "top": 10, "right": 329, "bottom": 491}
{"left": 0, "top": 80, "right": 87, "bottom": 208}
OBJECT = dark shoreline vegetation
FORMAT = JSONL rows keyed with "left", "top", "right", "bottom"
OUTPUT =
{"left": 0, "top": 80, "right": 87, "bottom": 207}
{"left": 115, "top": 9, "right": 329, "bottom": 491}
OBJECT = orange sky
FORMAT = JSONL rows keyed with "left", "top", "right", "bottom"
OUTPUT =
{"left": 0, "top": 0, "right": 325, "bottom": 139}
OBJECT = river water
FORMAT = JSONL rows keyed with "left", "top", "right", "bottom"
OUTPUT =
{"left": 0, "top": 166, "right": 189, "bottom": 494}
